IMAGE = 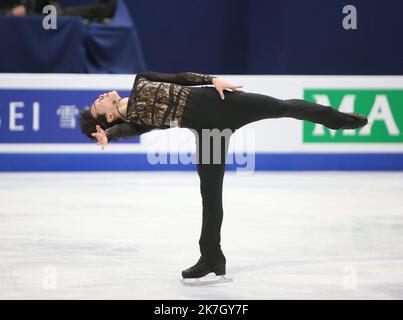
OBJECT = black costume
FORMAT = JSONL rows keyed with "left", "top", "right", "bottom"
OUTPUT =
{"left": 104, "top": 71, "right": 367, "bottom": 278}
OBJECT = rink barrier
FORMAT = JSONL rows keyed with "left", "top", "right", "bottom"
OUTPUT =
{"left": 1, "top": 74, "right": 403, "bottom": 171}
{"left": 1, "top": 153, "right": 402, "bottom": 171}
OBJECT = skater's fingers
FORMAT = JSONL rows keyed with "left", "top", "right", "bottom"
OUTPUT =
{"left": 92, "top": 133, "right": 101, "bottom": 143}
{"left": 217, "top": 88, "right": 225, "bottom": 100}
{"left": 100, "top": 139, "right": 107, "bottom": 150}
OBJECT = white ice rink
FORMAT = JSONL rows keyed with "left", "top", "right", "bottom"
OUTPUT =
{"left": 0, "top": 171, "right": 402, "bottom": 299}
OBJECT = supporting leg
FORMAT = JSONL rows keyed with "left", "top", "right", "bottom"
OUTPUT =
{"left": 195, "top": 129, "right": 231, "bottom": 264}
{"left": 181, "top": 129, "right": 232, "bottom": 280}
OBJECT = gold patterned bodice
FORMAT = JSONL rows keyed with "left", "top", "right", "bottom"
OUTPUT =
{"left": 126, "top": 72, "right": 215, "bottom": 129}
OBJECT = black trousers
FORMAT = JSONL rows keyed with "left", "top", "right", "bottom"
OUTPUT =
{"left": 185, "top": 86, "right": 352, "bottom": 265}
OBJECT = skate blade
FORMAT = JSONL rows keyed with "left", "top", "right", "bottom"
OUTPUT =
{"left": 181, "top": 274, "right": 233, "bottom": 286}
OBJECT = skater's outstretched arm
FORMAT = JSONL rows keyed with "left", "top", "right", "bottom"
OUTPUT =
{"left": 135, "top": 71, "right": 216, "bottom": 86}
{"left": 91, "top": 122, "right": 142, "bottom": 150}
{"left": 135, "top": 71, "right": 243, "bottom": 99}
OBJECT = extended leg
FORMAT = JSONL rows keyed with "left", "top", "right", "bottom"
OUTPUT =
{"left": 216, "top": 90, "right": 366, "bottom": 131}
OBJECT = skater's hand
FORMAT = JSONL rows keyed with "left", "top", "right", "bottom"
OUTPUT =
{"left": 91, "top": 125, "right": 108, "bottom": 150}
{"left": 212, "top": 78, "right": 243, "bottom": 100}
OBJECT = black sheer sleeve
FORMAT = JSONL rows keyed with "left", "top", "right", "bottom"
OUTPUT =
{"left": 135, "top": 71, "right": 216, "bottom": 86}
{"left": 104, "top": 121, "right": 143, "bottom": 142}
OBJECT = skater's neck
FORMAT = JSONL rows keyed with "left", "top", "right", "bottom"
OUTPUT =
{"left": 115, "top": 97, "right": 128, "bottom": 120}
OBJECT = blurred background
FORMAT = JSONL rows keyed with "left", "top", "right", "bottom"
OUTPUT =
{"left": 0, "top": 0, "right": 403, "bottom": 171}
{"left": 0, "top": 0, "right": 402, "bottom": 171}
{"left": 0, "top": 0, "right": 402, "bottom": 75}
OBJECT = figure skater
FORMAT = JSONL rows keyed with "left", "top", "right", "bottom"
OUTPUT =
{"left": 79, "top": 71, "right": 368, "bottom": 285}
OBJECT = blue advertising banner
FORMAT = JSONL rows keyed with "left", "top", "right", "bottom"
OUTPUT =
{"left": 0, "top": 89, "right": 139, "bottom": 143}
{"left": 1, "top": 74, "right": 402, "bottom": 172}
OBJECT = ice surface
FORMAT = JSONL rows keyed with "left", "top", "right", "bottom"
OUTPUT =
{"left": 0, "top": 171, "right": 402, "bottom": 299}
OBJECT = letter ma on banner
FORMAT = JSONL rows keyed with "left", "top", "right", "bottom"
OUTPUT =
{"left": 303, "top": 89, "right": 403, "bottom": 143}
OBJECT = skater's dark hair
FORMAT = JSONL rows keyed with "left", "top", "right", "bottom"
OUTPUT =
{"left": 79, "top": 106, "right": 124, "bottom": 141}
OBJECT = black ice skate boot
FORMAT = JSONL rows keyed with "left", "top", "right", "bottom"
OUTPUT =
{"left": 181, "top": 257, "right": 232, "bottom": 286}
{"left": 182, "top": 258, "right": 225, "bottom": 278}
{"left": 339, "top": 112, "right": 368, "bottom": 129}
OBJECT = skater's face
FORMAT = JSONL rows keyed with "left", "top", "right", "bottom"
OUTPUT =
{"left": 90, "top": 90, "right": 120, "bottom": 122}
